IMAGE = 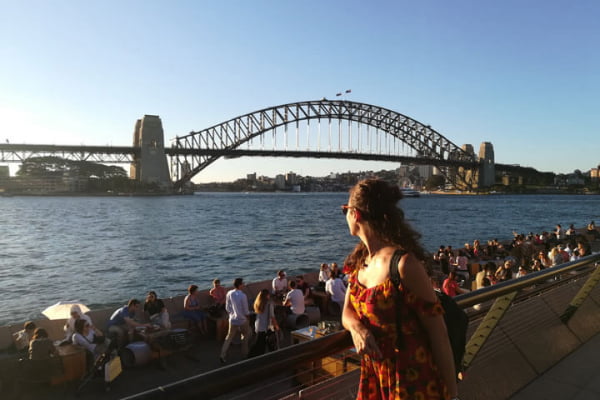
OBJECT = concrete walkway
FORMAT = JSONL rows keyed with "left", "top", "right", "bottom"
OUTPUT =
{"left": 510, "top": 332, "right": 600, "bottom": 400}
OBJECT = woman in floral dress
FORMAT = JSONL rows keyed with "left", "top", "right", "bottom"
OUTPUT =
{"left": 341, "top": 179, "right": 459, "bottom": 400}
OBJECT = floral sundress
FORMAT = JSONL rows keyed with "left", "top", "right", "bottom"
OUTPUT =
{"left": 348, "top": 269, "right": 449, "bottom": 400}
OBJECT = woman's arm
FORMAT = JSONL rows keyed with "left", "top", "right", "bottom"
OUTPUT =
{"left": 399, "top": 253, "right": 459, "bottom": 398}
{"left": 341, "top": 282, "right": 382, "bottom": 359}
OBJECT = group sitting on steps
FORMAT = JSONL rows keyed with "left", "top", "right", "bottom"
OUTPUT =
{"left": 434, "top": 221, "right": 599, "bottom": 296}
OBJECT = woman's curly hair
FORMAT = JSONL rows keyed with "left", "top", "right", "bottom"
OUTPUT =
{"left": 344, "top": 179, "right": 428, "bottom": 270}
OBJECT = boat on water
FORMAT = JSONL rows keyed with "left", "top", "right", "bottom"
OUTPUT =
{"left": 400, "top": 188, "right": 420, "bottom": 197}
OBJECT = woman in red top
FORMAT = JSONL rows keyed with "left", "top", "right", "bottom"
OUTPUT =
{"left": 442, "top": 270, "right": 466, "bottom": 297}
{"left": 341, "top": 179, "right": 459, "bottom": 400}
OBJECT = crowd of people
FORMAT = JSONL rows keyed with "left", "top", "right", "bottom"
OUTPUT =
{"left": 435, "top": 221, "right": 598, "bottom": 295}
{"left": 8, "top": 264, "right": 353, "bottom": 372}
{"left": 7, "top": 194, "right": 597, "bottom": 400}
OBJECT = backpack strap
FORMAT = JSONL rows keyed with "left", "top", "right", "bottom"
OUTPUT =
{"left": 389, "top": 249, "right": 408, "bottom": 289}
{"left": 389, "top": 249, "right": 407, "bottom": 349}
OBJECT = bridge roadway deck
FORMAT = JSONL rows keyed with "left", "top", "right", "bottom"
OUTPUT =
{"left": 509, "top": 331, "right": 600, "bottom": 400}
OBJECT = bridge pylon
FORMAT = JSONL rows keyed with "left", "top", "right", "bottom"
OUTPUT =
{"left": 130, "top": 115, "right": 172, "bottom": 190}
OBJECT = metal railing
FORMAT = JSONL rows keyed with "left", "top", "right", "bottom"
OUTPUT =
{"left": 124, "top": 253, "right": 600, "bottom": 400}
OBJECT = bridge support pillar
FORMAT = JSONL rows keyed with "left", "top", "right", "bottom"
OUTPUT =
{"left": 130, "top": 115, "right": 172, "bottom": 191}
{"left": 478, "top": 142, "right": 495, "bottom": 187}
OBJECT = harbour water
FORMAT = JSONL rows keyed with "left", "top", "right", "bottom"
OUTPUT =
{"left": 1, "top": 192, "right": 599, "bottom": 325}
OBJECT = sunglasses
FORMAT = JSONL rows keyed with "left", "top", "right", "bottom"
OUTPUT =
{"left": 341, "top": 204, "right": 353, "bottom": 215}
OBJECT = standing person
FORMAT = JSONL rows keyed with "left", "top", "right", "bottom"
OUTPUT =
{"left": 144, "top": 291, "right": 171, "bottom": 329}
{"left": 341, "top": 179, "right": 459, "bottom": 400}
{"left": 555, "top": 224, "right": 565, "bottom": 240}
{"left": 209, "top": 279, "right": 227, "bottom": 310}
{"left": 325, "top": 270, "right": 347, "bottom": 310}
{"left": 248, "top": 289, "right": 279, "bottom": 357}
{"left": 452, "top": 250, "right": 470, "bottom": 283}
{"left": 318, "top": 263, "right": 330, "bottom": 291}
{"left": 220, "top": 278, "right": 251, "bottom": 364}
{"left": 183, "top": 285, "right": 208, "bottom": 335}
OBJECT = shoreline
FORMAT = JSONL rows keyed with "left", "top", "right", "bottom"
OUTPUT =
{"left": 2, "top": 190, "right": 599, "bottom": 197}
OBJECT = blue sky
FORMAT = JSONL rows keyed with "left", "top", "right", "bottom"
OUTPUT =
{"left": 1, "top": 1, "right": 598, "bottom": 182}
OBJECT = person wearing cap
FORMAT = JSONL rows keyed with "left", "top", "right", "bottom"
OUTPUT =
{"left": 64, "top": 304, "right": 104, "bottom": 343}
{"left": 220, "top": 277, "right": 251, "bottom": 363}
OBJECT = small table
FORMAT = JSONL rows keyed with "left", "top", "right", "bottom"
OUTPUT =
{"left": 134, "top": 326, "right": 170, "bottom": 344}
{"left": 291, "top": 325, "right": 319, "bottom": 344}
{"left": 291, "top": 325, "right": 358, "bottom": 386}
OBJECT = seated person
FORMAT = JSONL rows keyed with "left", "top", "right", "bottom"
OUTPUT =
{"left": 272, "top": 270, "right": 288, "bottom": 300}
{"left": 283, "top": 280, "right": 305, "bottom": 315}
{"left": 325, "top": 270, "right": 346, "bottom": 310}
{"left": 64, "top": 305, "right": 104, "bottom": 344}
{"left": 107, "top": 299, "right": 150, "bottom": 347}
{"left": 144, "top": 291, "right": 171, "bottom": 329}
{"left": 183, "top": 285, "right": 208, "bottom": 335}
{"left": 587, "top": 221, "right": 599, "bottom": 238}
{"left": 28, "top": 328, "right": 58, "bottom": 360}
{"left": 72, "top": 318, "right": 111, "bottom": 357}
{"left": 13, "top": 321, "right": 36, "bottom": 354}
{"left": 296, "top": 275, "right": 312, "bottom": 304}
{"left": 209, "top": 279, "right": 227, "bottom": 309}
{"left": 442, "top": 270, "right": 467, "bottom": 297}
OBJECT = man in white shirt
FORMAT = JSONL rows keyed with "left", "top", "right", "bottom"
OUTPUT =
{"left": 220, "top": 278, "right": 251, "bottom": 363}
{"left": 283, "top": 280, "right": 305, "bottom": 315}
{"left": 272, "top": 270, "right": 288, "bottom": 300}
{"left": 555, "top": 224, "right": 565, "bottom": 240}
{"left": 326, "top": 271, "right": 347, "bottom": 310}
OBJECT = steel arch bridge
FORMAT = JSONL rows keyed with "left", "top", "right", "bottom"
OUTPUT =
{"left": 170, "top": 100, "right": 480, "bottom": 190}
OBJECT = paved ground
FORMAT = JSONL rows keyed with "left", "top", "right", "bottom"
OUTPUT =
{"left": 4, "top": 333, "right": 282, "bottom": 400}
{"left": 510, "top": 332, "right": 600, "bottom": 400}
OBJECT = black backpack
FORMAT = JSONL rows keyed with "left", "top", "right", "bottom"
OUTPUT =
{"left": 389, "top": 249, "right": 468, "bottom": 376}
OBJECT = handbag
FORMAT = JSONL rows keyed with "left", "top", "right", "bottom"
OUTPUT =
{"left": 265, "top": 305, "right": 278, "bottom": 351}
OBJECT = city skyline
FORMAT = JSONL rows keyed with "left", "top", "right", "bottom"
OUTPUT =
{"left": 1, "top": 1, "right": 599, "bottom": 183}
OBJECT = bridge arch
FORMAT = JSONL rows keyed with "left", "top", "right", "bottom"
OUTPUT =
{"left": 170, "top": 100, "right": 480, "bottom": 189}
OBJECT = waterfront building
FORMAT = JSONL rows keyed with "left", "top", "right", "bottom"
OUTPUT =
{"left": 591, "top": 167, "right": 599, "bottom": 183}
{"left": 275, "top": 174, "right": 286, "bottom": 190}
{"left": 286, "top": 172, "right": 298, "bottom": 186}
